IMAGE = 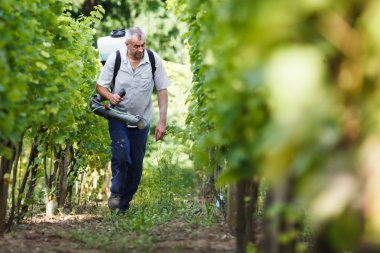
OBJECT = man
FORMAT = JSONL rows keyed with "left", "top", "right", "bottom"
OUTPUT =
{"left": 96, "top": 27, "right": 169, "bottom": 213}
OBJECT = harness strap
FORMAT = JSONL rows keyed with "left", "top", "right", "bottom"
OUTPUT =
{"left": 146, "top": 49, "right": 156, "bottom": 82}
{"left": 110, "top": 50, "right": 121, "bottom": 92}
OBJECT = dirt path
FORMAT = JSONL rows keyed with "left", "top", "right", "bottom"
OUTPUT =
{"left": 0, "top": 214, "right": 236, "bottom": 253}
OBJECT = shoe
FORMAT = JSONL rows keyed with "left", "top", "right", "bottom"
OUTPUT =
{"left": 108, "top": 194, "right": 120, "bottom": 210}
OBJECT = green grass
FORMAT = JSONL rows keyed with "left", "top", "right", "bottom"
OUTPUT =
{"left": 68, "top": 147, "right": 221, "bottom": 252}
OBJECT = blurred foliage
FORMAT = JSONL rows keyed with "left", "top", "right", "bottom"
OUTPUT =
{"left": 170, "top": 0, "right": 380, "bottom": 251}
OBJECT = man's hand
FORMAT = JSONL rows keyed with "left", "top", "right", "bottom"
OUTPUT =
{"left": 109, "top": 93, "right": 123, "bottom": 105}
{"left": 156, "top": 89, "right": 168, "bottom": 141}
{"left": 155, "top": 121, "right": 166, "bottom": 141}
{"left": 96, "top": 84, "right": 123, "bottom": 105}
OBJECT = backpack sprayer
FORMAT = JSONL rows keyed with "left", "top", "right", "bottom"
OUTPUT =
{"left": 89, "top": 29, "right": 148, "bottom": 129}
{"left": 90, "top": 88, "right": 147, "bottom": 129}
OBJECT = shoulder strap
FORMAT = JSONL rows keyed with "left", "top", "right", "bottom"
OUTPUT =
{"left": 146, "top": 49, "right": 156, "bottom": 81}
{"left": 111, "top": 50, "right": 121, "bottom": 92}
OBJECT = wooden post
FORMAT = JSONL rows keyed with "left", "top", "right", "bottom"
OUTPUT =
{"left": 229, "top": 179, "right": 260, "bottom": 253}
{"left": 0, "top": 142, "right": 15, "bottom": 236}
{"left": 58, "top": 143, "right": 72, "bottom": 207}
{"left": 0, "top": 157, "right": 11, "bottom": 236}
{"left": 227, "top": 183, "right": 237, "bottom": 232}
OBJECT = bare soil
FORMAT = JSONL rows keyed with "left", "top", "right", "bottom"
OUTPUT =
{"left": 0, "top": 214, "right": 236, "bottom": 253}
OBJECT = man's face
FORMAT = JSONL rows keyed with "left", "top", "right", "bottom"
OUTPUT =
{"left": 126, "top": 34, "right": 145, "bottom": 60}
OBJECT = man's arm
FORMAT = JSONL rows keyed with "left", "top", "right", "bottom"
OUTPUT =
{"left": 155, "top": 88, "right": 168, "bottom": 141}
{"left": 96, "top": 84, "right": 122, "bottom": 105}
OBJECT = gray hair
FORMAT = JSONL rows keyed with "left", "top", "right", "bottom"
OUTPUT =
{"left": 125, "top": 27, "right": 146, "bottom": 43}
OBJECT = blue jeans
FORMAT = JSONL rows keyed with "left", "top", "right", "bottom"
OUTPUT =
{"left": 108, "top": 119, "right": 149, "bottom": 211}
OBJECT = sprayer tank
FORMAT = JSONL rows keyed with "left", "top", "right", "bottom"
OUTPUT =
{"left": 97, "top": 36, "right": 125, "bottom": 63}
